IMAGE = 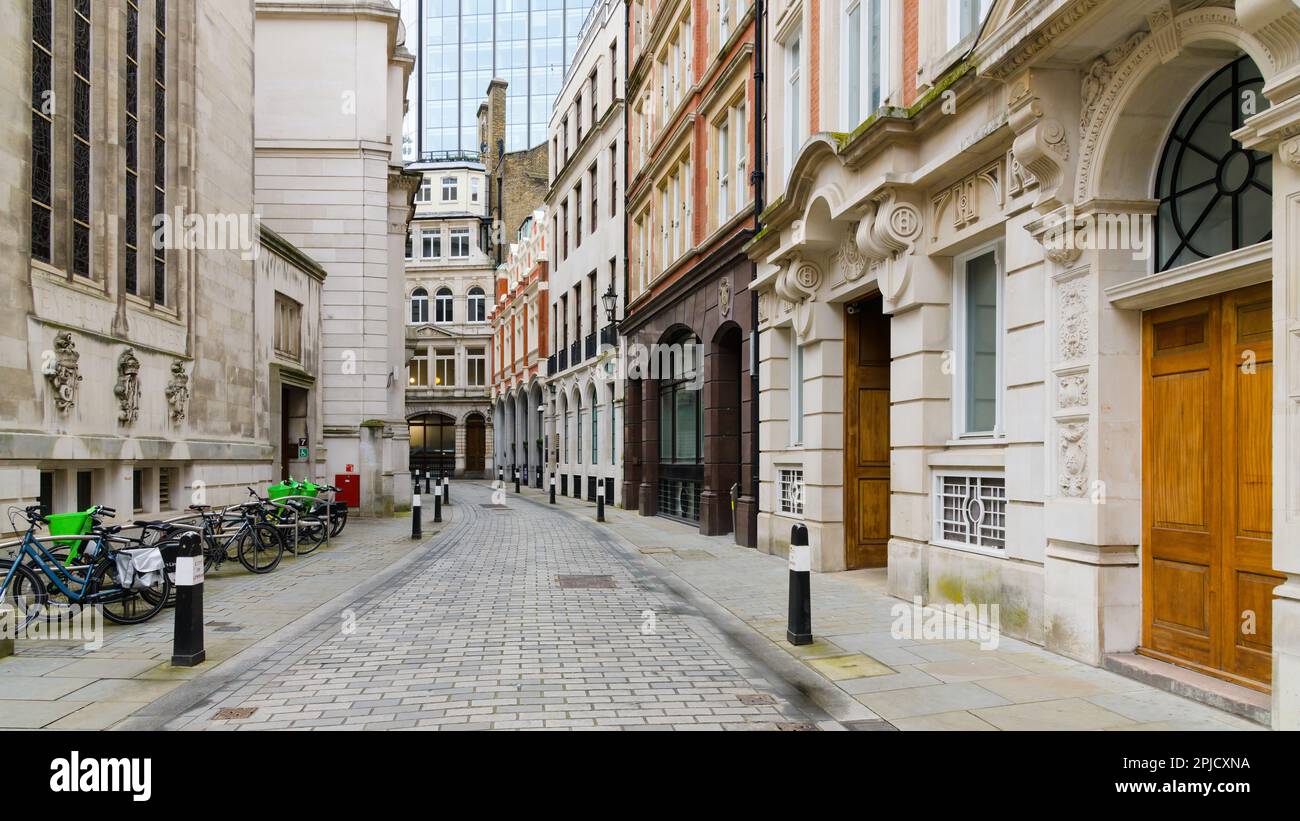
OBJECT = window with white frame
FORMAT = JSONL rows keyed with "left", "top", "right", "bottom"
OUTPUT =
{"left": 779, "top": 468, "right": 805, "bottom": 515}
{"left": 467, "top": 286, "right": 486, "bottom": 323}
{"left": 405, "top": 231, "right": 414, "bottom": 260}
{"left": 409, "top": 348, "right": 429, "bottom": 386}
{"left": 844, "top": 0, "right": 888, "bottom": 128}
{"left": 434, "top": 287, "right": 454, "bottom": 323}
{"left": 467, "top": 347, "right": 486, "bottom": 386}
{"left": 789, "top": 341, "right": 804, "bottom": 445}
{"left": 416, "top": 178, "right": 432, "bottom": 203}
{"left": 784, "top": 33, "right": 803, "bottom": 176}
{"left": 410, "top": 287, "right": 430, "bottom": 324}
{"left": 450, "top": 228, "right": 470, "bottom": 258}
{"left": 955, "top": 244, "right": 1002, "bottom": 436}
{"left": 935, "top": 473, "right": 1006, "bottom": 551}
{"left": 441, "top": 176, "right": 458, "bottom": 201}
{"left": 948, "top": 0, "right": 990, "bottom": 50}
{"left": 733, "top": 103, "right": 747, "bottom": 214}
{"left": 434, "top": 348, "right": 456, "bottom": 386}
{"left": 470, "top": 177, "right": 481, "bottom": 204}
{"left": 421, "top": 231, "right": 441, "bottom": 259}
{"left": 719, "top": 0, "right": 733, "bottom": 47}
{"left": 718, "top": 115, "right": 731, "bottom": 224}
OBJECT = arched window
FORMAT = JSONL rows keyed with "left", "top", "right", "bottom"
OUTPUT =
{"left": 1155, "top": 55, "right": 1272, "bottom": 272}
{"left": 410, "top": 287, "right": 429, "bottom": 324}
{"left": 435, "top": 287, "right": 454, "bottom": 323}
{"left": 657, "top": 330, "right": 703, "bottom": 523}
{"left": 468, "top": 286, "right": 486, "bottom": 322}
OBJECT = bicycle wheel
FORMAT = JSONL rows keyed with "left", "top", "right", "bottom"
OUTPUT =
{"left": 0, "top": 560, "right": 48, "bottom": 632}
{"left": 292, "top": 514, "right": 328, "bottom": 556}
{"left": 236, "top": 523, "right": 283, "bottom": 573}
{"left": 329, "top": 504, "right": 348, "bottom": 537}
{"left": 89, "top": 557, "right": 171, "bottom": 624}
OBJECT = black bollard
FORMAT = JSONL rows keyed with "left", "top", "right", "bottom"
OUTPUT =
{"left": 171, "top": 531, "right": 206, "bottom": 667}
{"left": 442, "top": 474, "right": 450, "bottom": 505}
{"left": 514, "top": 469, "right": 521, "bottom": 494}
{"left": 549, "top": 474, "right": 556, "bottom": 504}
{"left": 786, "top": 524, "right": 812, "bottom": 646}
{"left": 433, "top": 490, "right": 442, "bottom": 523}
{"left": 411, "top": 492, "right": 422, "bottom": 540}
{"left": 425, "top": 473, "right": 431, "bottom": 494}
{"left": 596, "top": 492, "right": 605, "bottom": 522}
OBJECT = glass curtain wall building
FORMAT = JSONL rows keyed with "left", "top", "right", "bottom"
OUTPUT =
{"left": 401, "top": 0, "right": 595, "bottom": 158}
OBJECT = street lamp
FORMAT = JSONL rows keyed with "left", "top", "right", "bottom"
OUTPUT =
{"left": 601, "top": 282, "right": 623, "bottom": 327}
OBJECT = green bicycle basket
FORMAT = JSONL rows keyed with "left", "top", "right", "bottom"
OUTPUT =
{"left": 45, "top": 509, "right": 94, "bottom": 564}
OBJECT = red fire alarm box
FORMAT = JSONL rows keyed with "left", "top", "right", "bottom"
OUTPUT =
{"left": 334, "top": 474, "right": 360, "bottom": 509}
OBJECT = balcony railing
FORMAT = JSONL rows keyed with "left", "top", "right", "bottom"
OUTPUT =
{"left": 547, "top": 353, "right": 557, "bottom": 376}
{"left": 584, "top": 332, "right": 596, "bottom": 360}
{"left": 558, "top": 348, "right": 568, "bottom": 371}
{"left": 570, "top": 340, "right": 581, "bottom": 365}
{"left": 411, "top": 150, "right": 481, "bottom": 165}
{"left": 599, "top": 324, "right": 616, "bottom": 349}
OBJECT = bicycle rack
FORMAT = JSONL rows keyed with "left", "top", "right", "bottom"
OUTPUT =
{"left": 267, "top": 494, "right": 330, "bottom": 558}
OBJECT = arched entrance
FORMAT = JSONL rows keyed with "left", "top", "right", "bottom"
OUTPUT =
{"left": 408, "top": 412, "right": 456, "bottom": 479}
{"left": 464, "top": 412, "right": 486, "bottom": 476}
{"left": 656, "top": 329, "right": 703, "bottom": 523}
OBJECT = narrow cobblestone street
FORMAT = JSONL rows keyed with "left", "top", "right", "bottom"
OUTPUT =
{"left": 1, "top": 480, "right": 1269, "bottom": 731}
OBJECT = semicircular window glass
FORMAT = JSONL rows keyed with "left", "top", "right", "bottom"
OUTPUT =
{"left": 1155, "top": 54, "right": 1272, "bottom": 272}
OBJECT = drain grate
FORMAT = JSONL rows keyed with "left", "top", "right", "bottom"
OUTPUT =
{"left": 557, "top": 574, "right": 617, "bottom": 589}
{"left": 775, "top": 721, "right": 817, "bottom": 731}
{"left": 842, "top": 719, "right": 899, "bottom": 731}
{"left": 213, "top": 707, "right": 257, "bottom": 720}
{"left": 737, "top": 694, "right": 777, "bottom": 706}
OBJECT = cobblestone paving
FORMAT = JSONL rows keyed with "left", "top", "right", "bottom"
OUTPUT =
{"left": 0, "top": 514, "right": 423, "bottom": 729}
{"left": 164, "top": 482, "right": 824, "bottom": 730}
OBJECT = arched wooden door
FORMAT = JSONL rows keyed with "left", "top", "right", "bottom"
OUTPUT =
{"left": 465, "top": 413, "right": 486, "bottom": 476}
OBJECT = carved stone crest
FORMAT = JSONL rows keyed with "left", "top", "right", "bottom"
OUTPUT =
{"left": 166, "top": 361, "right": 190, "bottom": 423}
{"left": 1058, "top": 374, "right": 1089, "bottom": 408}
{"left": 115, "top": 348, "right": 141, "bottom": 424}
{"left": 718, "top": 277, "right": 732, "bottom": 318}
{"left": 43, "top": 331, "right": 83, "bottom": 413}
{"left": 1059, "top": 422, "right": 1088, "bottom": 497}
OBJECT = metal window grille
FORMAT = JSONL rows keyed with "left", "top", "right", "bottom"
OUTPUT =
{"left": 937, "top": 474, "right": 1006, "bottom": 550}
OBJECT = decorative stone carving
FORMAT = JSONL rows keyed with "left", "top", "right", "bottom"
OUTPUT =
{"left": 1058, "top": 374, "right": 1089, "bottom": 408}
{"left": 115, "top": 348, "right": 141, "bottom": 424}
{"left": 1006, "top": 150, "right": 1038, "bottom": 197}
{"left": 832, "top": 224, "right": 866, "bottom": 282}
{"left": 1079, "top": 31, "right": 1147, "bottom": 130}
{"left": 775, "top": 260, "right": 821, "bottom": 304}
{"left": 930, "top": 162, "right": 1000, "bottom": 239}
{"left": 1058, "top": 422, "right": 1089, "bottom": 497}
{"left": 166, "top": 361, "right": 190, "bottom": 423}
{"left": 1058, "top": 278, "right": 1090, "bottom": 361}
{"left": 43, "top": 331, "right": 83, "bottom": 413}
{"left": 1281, "top": 136, "right": 1300, "bottom": 169}
{"left": 718, "top": 277, "right": 732, "bottom": 318}
{"left": 857, "top": 187, "right": 923, "bottom": 307}
{"left": 1008, "top": 70, "right": 1071, "bottom": 208}
{"left": 1045, "top": 242, "right": 1083, "bottom": 267}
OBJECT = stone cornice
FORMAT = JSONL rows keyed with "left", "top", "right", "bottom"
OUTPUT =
{"left": 260, "top": 225, "right": 328, "bottom": 282}
{"left": 977, "top": 0, "right": 1110, "bottom": 80}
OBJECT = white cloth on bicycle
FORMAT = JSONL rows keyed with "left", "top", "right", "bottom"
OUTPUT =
{"left": 114, "top": 547, "right": 165, "bottom": 590}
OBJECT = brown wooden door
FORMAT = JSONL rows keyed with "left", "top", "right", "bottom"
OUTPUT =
{"left": 1141, "top": 283, "right": 1280, "bottom": 688}
{"left": 465, "top": 414, "right": 486, "bottom": 475}
{"left": 844, "top": 296, "right": 890, "bottom": 569}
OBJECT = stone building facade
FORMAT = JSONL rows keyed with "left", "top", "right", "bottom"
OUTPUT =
{"left": 404, "top": 157, "right": 494, "bottom": 479}
{"left": 0, "top": 0, "right": 278, "bottom": 522}
{"left": 254, "top": 0, "right": 418, "bottom": 515}
{"left": 491, "top": 210, "right": 549, "bottom": 487}
{"left": 747, "top": 0, "right": 1300, "bottom": 728}
{"left": 623, "top": 0, "right": 760, "bottom": 543}
{"left": 544, "top": 0, "right": 627, "bottom": 507}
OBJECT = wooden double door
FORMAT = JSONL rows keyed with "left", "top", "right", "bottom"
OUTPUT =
{"left": 844, "top": 295, "right": 891, "bottom": 570}
{"left": 1142, "top": 283, "right": 1280, "bottom": 688}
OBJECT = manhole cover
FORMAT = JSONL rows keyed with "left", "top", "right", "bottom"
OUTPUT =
{"left": 842, "top": 719, "right": 899, "bottom": 731}
{"left": 213, "top": 707, "right": 257, "bottom": 720}
{"left": 479, "top": 504, "right": 509, "bottom": 510}
{"left": 737, "top": 694, "right": 777, "bottom": 706}
{"left": 672, "top": 549, "right": 715, "bottom": 560}
{"left": 775, "top": 721, "right": 817, "bottom": 731}
{"left": 214, "top": 626, "right": 243, "bottom": 632}
{"left": 557, "top": 574, "right": 617, "bottom": 589}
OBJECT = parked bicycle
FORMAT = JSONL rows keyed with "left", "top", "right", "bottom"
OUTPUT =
{"left": 0, "top": 506, "right": 171, "bottom": 630}
{"left": 247, "top": 487, "right": 328, "bottom": 555}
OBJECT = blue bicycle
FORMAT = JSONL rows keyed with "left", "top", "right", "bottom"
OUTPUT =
{"left": 1, "top": 505, "right": 171, "bottom": 631}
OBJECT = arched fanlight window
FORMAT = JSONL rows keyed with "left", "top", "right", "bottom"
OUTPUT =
{"left": 468, "top": 286, "right": 486, "bottom": 323}
{"left": 410, "top": 287, "right": 429, "bottom": 324}
{"left": 1155, "top": 54, "right": 1272, "bottom": 272}
{"left": 435, "top": 287, "right": 454, "bottom": 323}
